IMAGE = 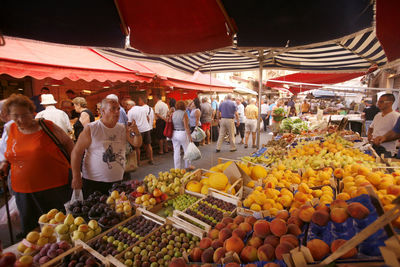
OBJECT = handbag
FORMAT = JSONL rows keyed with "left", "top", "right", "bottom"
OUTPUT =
{"left": 163, "top": 120, "right": 173, "bottom": 138}
{"left": 38, "top": 118, "right": 70, "bottom": 162}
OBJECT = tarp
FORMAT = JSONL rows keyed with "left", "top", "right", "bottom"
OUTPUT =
{"left": 266, "top": 72, "right": 365, "bottom": 94}
{"left": 0, "top": 37, "right": 151, "bottom": 83}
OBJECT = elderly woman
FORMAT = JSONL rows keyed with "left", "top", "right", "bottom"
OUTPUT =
{"left": 171, "top": 101, "right": 194, "bottom": 170}
{"left": 0, "top": 94, "right": 73, "bottom": 236}
{"left": 72, "top": 97, "right": 94, "bottom": 141}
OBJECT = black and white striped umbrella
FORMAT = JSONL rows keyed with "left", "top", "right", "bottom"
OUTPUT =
{"left": 99, "top": 29, "right": 385, "bottom": 74}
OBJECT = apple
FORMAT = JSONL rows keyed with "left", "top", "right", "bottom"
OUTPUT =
{"left": 78, "top": 224, "right": 89, "bottom": 233}
{"left": 0, "top": 252, "right": 16, "bottom": 267}
{"left": 88, "top": 220, "right": 98, "bottom": 230}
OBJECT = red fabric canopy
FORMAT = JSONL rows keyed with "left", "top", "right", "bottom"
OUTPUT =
{"left": 266, "top": 72, "right": 365, "bottom": 94}
{"left": 376, "top": 0, "right": 400, "bottom": 62}
{"left": 0, "top": 37, "right": 152, "bottom": 83}
{"left": 115, "top": 0, "right": 233, "bottom": 55}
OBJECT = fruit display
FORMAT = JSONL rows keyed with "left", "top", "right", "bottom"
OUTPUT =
{"left": 242, "top": 139, "right": 288, "bottom": 166}
{"left": 88, "top": 215, "right": 160, "bottom": 257}
{"left": 107, "top": 190, "right": 134, "bottom": 217}
{"left": 154, "top": 194, "right": 199, "bottom": 218}
{"left": 53, "top": 214, "right": 102, "bottom": 243}
{"left": 38, "top": 208, "right": 67, "bottom": 227}
{"left": 188, "top": 214, "right": 301, "bottom": 265}
{"left": 142, "top": 168, "right": 190, "bottom": 197}
{"left": 110, "top": 180, "right": 143, "bottom": 195}
{"left": 57, "top": 249, "right": 105, "bottom": 267}
{"left": 119, "top": 224, "right": 200, "bottom": 267}
{"left": 67, "top": 191, "right": 108, "bottom": 219}
{"left": 32, "top": 241, "right": 72, "bottom": 265}
{"left": 17, "top": 225, "right": 58, "bottom": 255}
{"left": 183, "top": 196, "right": 236, "bottom": 228}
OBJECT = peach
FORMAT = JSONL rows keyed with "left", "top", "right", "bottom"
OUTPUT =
{"left": 199, "top": 237, "right": 213, "bottom": 249}
{"left": 311, "top": 210, "right": 330, "bottom": 226}
{"left": 307, "top": 239, "right": 330, "bottom": 261}
{"left": 330, "top": 207, "right": 348, "bottom": 223}
{"left": 245, "top": 216, "right": 257, "bottom": 225}
{"left": 333, "top": 168, "right": 344, "bottom": 178}
{"left": 331, "top": 239, "right": 357, "bottom": 259}
{"left": 239, "top": 222, "right": 252, "bottom": 233}
{"left": 190, "top": 247, "right": 203, "bottom": 262}
{"left": 225, "top": 263, "right": 240, "bottom": 267}
{"left": 298, "top": 205, "right": 315, "bottom": 222}
{"left": 211, "top": 239, "right": 224, "bottom": 249}
{"left": 224, "top": 236, "right": 245, "bottom": 254}
{"left": 275, "top": 242, "right": 295, "bottom": 260}
{"left": 287, "top": 224, "right": 301, "bottom": 236}
{"left": 232, "top": 228, "right": 246, "bottom": 240}
{"left": 253, "top": 220, "right": 271, "bottom": 238}
{"left": 247, "top": 236, "right": 263, "bottom": 248}
{"left": 208, "top": 229, "right": 220, "bottom": 240}
{"left": 264, "top": 235, "right": 280, "bottom": 248}
{"left": 275, "top": 210, "right": 289, "bottom": 221}
{"left": 347, "top": 202, "right": 370, "bottom": 220}
{"left": 287, "top": 216, "right": 303, "bottom": 228}
{"left": 280, "top": 234, "right": 299, "bottom": 247}
{"left": 257, "top": 244, "right": 275, "bottom": 261}
{"left": 315, "top": 204, "right": 330, "bottom": 213}
{"left": 240, "top": 246, "right": 258, "bottom": 263}
{"left": 213, "top": 247, "right": 226, "bottom": 263}
{"left": 218, "top": 228, "right": 232, "bottom": 242}
{"left": 169, "top": 257, "right": 188, "bottom": 267}
{"left": 387, "top": 185, "right": 400, "bottom": 196}
{"left": 263, "top": 263, "right": 280, "bottom": 267}
{"left": 290, "top": 208, "right": 300, "bottom": 217}
{"left": 215, "top": 222, "right": 226, "bottom": 230}
{"left": 330, "top": 199, "right": 348, "bottom": 210}
{"left": 201, "top": 247, "right": 214, "bottom": 263}
{"left": 227, "top": 223, "right": 238, "bottom": 231}
{"left": 270, "top": 218, "right": 287, "bottom": 237}
{"left": 234, "top": 215, "right": 245, "bottom": 225}
{"left": 222, "top": 217, "right": 234, "bottom": 225}
{"left": 336, "top": 193, "right": 351, "bottom": 201}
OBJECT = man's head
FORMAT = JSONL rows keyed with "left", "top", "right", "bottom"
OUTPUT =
{"left": 41, "top": 87, "right": 50, "bottom": 95}
{"left": 106, "top": 94, "right": 119, "bottom": 102}
{"left": 377, "top": 93, "right": 395, "bottom": 111}
{"left": 66, "top": 89, "right": 76, "bottom": 99}
{"left": 153, "top": 94, "right": 161, "bottom": 102}
{"left": 250, "top": 98, "right": 256, "bottom": 105}
{"left": 100, "top": 98, "right": 120, "bottom": 125}
{"left": 235, "top": 97, "right": 241, "bottom": 105}
{"left": 226, "top": 94, "right": 232, "bottom": 100}
{"left": 126, "top": 100, "right": 135, "bottom": 110}
{"left": 202, "top": 97, "right": 208, "bottom": 103}
{"left": 137, "top": 96, "right": 146, "bottom": 106}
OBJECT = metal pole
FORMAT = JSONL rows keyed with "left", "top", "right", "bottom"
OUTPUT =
{"left": 256, "top": 49, "right": 263, "bottom": 149}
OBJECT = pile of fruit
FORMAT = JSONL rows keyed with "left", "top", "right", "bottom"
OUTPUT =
{"left": 119, "top": 224, "right": 200, "bottom": 267}
{"left": 110, "top": 180, "right": 143, "bottom": 195}
{"left": 106, "top": 190, "right": 134, "bottom": 217}
{"left": 133, "top": 187, "right": 169, "bottom": 210}
{"left": 88, "top": 216, "right": 159, "bottom": 257}
{"left": 156, "top": 194, "right": 199, "bottom": 218}
{"left": 184, "top": 196, "right": 236, "bottom": 227}
{"left": 38, "top": 208, "right": 67, "bottom": 227}
{"left": 17, "top": 225, "right": 57, "bottom": 255}
{"left": 0, "top": 251, "right": 33, "bottom": 267}
{"left": 57, "top": 249, "right": 105, "bottom": 267}
{"left": 53, "top": 214, "right": 102, "bottom": 242}
{"left": 33, "top": 241, "right": 72, "bottom": 265}
{"left": 141, "top": 168, "right": 190, "bottom": 197}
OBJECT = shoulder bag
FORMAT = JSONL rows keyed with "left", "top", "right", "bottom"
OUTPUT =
{"left": 38, "top": 118, "right": 70, "bottom": 163}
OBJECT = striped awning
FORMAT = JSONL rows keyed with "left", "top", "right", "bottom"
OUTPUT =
{"left": 99, "top": 28, "right": 387, "bottom": 74}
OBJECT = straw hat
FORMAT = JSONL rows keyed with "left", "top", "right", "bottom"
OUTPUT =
{"left": 40, "top": 94, "right": 57, "bottom": 105}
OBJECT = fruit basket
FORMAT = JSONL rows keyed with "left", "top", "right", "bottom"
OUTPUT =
{"left": 148, "top": 192, "right": 200, "bottom": 219}
{"left": 108, "top": 217, "right": 203, "bottom": 267}
{"left": 85, "top": 208, "right": 164, "bottom": 259}
{"left": 173, "top": 190, "right": 239, "bottom": 234}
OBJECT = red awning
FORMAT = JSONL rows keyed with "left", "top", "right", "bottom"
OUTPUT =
{"left": 266, "top": 72, "right": 366, "bottom": 94}
{"left": 0, "top": 37, "right": 152, "bottom": 83}
{"left": 161, "top": 79, "right": 232, "bottom": 93}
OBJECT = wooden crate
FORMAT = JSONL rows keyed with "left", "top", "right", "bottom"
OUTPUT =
{"left": 107, "top": 217, "right": 204, "bottom": 267}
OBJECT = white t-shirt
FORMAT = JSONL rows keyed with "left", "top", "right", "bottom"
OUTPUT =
{"left": 147, "top": 105, "right": 155, "bottom": 129}
{"left": 260, "top": 103, "right": 269, "bottom": 115}
{"left": 371, "top": 111, "right": 400, "bottom": 154}
{"left": 127, "top": 105, "right": 152, "bottom": 133}
{"left": 154, "top": 100, "right": 168, "bottom": 119}
{"left": 237, "top": 103, "right": 245, "bottom": 123}
{"left": 35, "top": 106, "right": 72, "bottom": 133}
{"left": 82, "top": 120, "right": 126, "bottom": 182}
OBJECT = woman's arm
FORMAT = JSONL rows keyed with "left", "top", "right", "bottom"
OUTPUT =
{"left": 195, "top": 109, "right": 201, "bottom": 126}
{"left": 79, "top": 111, "right": 90, "bottom": 127}
{"left": 183, "top": 113, "right": 192, "bottom": 142}
{"left": 71, "top": 126, "right": 92, "bottom": 189}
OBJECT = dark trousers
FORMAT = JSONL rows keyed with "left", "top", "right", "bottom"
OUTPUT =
{"left": 236, "top": 123, "right": 245, "bottom": 138}
{"left": 261, "top": 114, "right": 269, "bottom": 131}
{"left": 82, "top": 178, "right": 115, "bottom": 199}
{"left": 15, "top": 184, "right": 71, "bottom": 235}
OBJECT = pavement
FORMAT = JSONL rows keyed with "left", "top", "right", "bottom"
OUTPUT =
{"left": 0, "top": 131, "right": 273, "bottom": 248}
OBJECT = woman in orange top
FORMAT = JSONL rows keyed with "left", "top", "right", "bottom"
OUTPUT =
{"left": 0, "top": 94, "right": 74, "bottom": 236}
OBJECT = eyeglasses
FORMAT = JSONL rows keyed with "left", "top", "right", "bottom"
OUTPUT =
{"left": 9, "top": 113, "right": 32, "bottom": 120}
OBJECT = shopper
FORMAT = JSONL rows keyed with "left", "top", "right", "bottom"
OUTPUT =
{"left": 72, "top": 97, "right": 95, "bottom": 141}
{"left": 127, "top": 96, "right": 154, "bottom": 165}
{"left": 244, "top": 99, "right": 258, "bottom": 148}
{"left": 171, "top": 101, "right": 194, "bottom": 170}
{"left": 200, "top": 97, "right": 213, "bottom": 145}
{"left": 154, "top": 94, "right": 169, "bottom": 154}
{"left": 0, "top": 94, "right": 73, "bottom": 236}
{"left": 35, "top": 94, "right": 72, "bottom": 134}
{"left": 216, "top": 94, "right": 239, "bottom": 152}
{"left": 235, "top": 97, "right": 245, "bottom": 145}
{"left": 71, "top": 98, "right": 140, "bottom": 198}
{"left": 373, "top": 116, "right": 400, "bottom": 158}
{"left": 60, "top": 89, "right": 79, "bottom": 119}
{"left": 260, "top": 99, "right": 269, "bottom": 131}
{"left": 368, "top": 94, "right": 400, "bottom": 157}
{"left": 106, "top": 94, "right": 128, "bottom": 125}
{"left": 189, "top": 98, "right": 202, "bottom": 146}
{"left": 31, "top": 86, "right": 49, "bottom": 113}
{"left": 301, "top": 100, "right": 310, "bottom": 114}
{"left": 363, "top": 100, "right": 380, "bottom": 134}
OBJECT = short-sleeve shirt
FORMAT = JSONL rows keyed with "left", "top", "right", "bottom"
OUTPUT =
{"left": 237, "top": 104, "right": 245, "bottom": 123}
{"left": 35, "top": 106, "right": 72, "bottom": 133}
{"left": 127, "top": 105, "right": 152, "bottom": 133}
{"left": 200, "top": 102, "right": 213, "bottom": 123}
{"left": 154, "top": 100, "right": 169, "bottom": 119}
{"left": 371, "top": 111, "right": 400, "bottom": 154}
{"left": 245, "top": 104, "right": 258, "bottom": 120}
{"left": 211, "top": 100, "right": 218, "bottom": 111}
{"left": 219, "top": 100, "right": 237, "bottom": 118}
{"left": 260, "top": 103, "right": 269, "bottom": 115}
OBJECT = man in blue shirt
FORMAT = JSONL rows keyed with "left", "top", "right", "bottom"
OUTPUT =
{"left": 216, "top": 94, "right": 239, "bottom": 152}
{"left": 373, "top": 116, "right": 400, "bottom": 158}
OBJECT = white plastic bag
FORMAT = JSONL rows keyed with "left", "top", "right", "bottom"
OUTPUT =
{"left": 0, "top": 196, "right": 19, "bottom": 225}
{"left": 64, "top": 189, "right": 83, "bottom": 213}
{"left": 191, "top": 126, "right": 206, "bottom": 142}
{"left": 184, "top": 142, "right": 202, "bottom": 161}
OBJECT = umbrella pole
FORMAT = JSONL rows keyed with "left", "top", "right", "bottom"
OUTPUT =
{"left": 256, "top": 49, "right": 263, "bottom": 149}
